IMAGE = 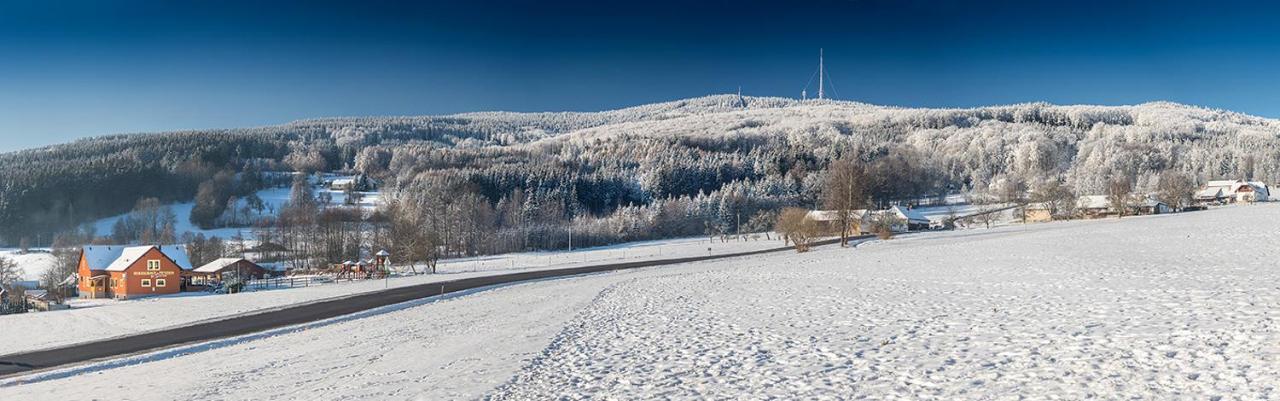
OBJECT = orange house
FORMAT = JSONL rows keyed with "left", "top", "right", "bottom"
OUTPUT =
{"left": 78, "top": 245, "right": 193, "bottom": 299}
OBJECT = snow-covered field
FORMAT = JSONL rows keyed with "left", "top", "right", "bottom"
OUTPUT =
{"left": 0, "top": 234, "right": 782, "bottom": 356}
{"left": 0, "top": 250, "right": 57, "bottom": 282}
{"left": 5, "top": 204, "right": 1280, "bottom": 399}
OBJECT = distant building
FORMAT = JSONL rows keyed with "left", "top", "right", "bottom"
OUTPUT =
{"left": 805, "top": 209, "right": 869, "bottom": 235}
{"left": 1195, "top": 180, "right": 1270, "bottom": 204}
{"left": 1077, "top": 195, "right": 1113, "bottom": 218}
{"left": 888, "top": 206, "right": 931, "bottom": 231}
{"left": 24, "top": 289, "right": 68, "bottom": 311}
{"left": 1024, "top": 203, "right": 1054, "bottom": 223}
{"left": 1136, "top": 198, "right": 1171, "bottom": 215}
{"left": 808, "top": 207, "right": 930, "bottom": 234}
{"left": 77, "top": 245, "right": 193, "bottom": 299}
{"left": 329, "top": 178, "right": 357, "bottom": 191}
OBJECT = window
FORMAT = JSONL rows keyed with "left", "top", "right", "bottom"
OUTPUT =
{"left": 147, "top": 260, "right": 161, "bottom": 271}
{"left": 141, "top": 279, "right": 151, "bottom": 287}
{"left": 156, "top": 279, "right": 166, "bottom": 288}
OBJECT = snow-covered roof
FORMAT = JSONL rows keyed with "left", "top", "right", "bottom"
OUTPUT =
{"left": 1194, "top": 187, "right": 1224, "bottom": 199}
{"left": 1077, "top": 195, "right": 1111, "bottom": 210}
{"left": 194, "top": 258, "right": 247, "bottom": 273}
{"left": 1205, "top": 179, "right": 1242, "bottom": 187}
{"left": 105, "top": 246, "right": 155, "bottom": 271}
{"left": 81, "top": 246, "right": 127, "bottom": 271}
{"left": 805, "top": 210, "right": 869, "bottom": 222}
{"left": 158, "top": 244, "right": 193, "bottom": 270}
{"left": 890, "top": 206, "right": 930, "bottom": 224}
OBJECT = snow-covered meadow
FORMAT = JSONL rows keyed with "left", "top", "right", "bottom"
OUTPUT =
{"left": 4, "top": 204, "right": 1280, "bottom": 399}
{"left": 0, "top": 234, "right": 781, "bottom": 356}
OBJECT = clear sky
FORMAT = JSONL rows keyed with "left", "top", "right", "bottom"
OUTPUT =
{"left": 2, "top": 0, "right": 1279, "bottom": 152}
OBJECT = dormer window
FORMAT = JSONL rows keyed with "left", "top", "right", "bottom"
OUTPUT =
{"left": 147, "top": 260, "right": 161, "bottom": 271}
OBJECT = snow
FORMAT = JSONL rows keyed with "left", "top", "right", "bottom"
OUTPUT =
{"left": 87, "top": 175, "right": 383, "bottom": 241}
{"left": 0, "top": 250, "right": 57, "bottom": 282}
{"left": 0, "top": 234, "right": 783, "bottom": 356}
{"left": 192, "top": 257, "right": 243, "bottom": 273}
{"left": 4, "top": 204, "right": 1280, "bottom": 399}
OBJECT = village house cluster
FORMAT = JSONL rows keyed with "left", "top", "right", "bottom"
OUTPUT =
{"left": 806, "top": 179, "right": 1272, "bottom": 235}
{"left": 76, "top": 245, "right": 268, "bottom": 299}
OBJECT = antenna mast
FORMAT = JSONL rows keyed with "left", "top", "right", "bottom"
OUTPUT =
{"left": 818, "top": 48, "right": 825, "bottom": 100}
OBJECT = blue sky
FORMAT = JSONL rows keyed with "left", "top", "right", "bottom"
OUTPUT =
{"left": 1, "top": 0, "right": 1279, "bottom": 152}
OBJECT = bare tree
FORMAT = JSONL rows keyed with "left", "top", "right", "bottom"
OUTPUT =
{"left": 1032, "top": 180, "right": 1077, "bottom": 219}
{"left": 775, "top": 207, "right": 817, "bottom": 252}
{"left": 1156, "top": 171, "right": 1196, "bottom": 212}
{"left": 823, "top": 156, "right": 868, "bottom": 247}
{"left": 1107, "top": 176, "right": 1135, "bottom": 218}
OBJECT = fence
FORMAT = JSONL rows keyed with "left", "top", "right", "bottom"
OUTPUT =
{"left": 241, "top": 275, "right": 334, "bottom": 292}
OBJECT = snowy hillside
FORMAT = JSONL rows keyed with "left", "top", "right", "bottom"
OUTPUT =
{"left": 4, "top": 204, "right": 1279, "bottom": 399}
{"left": 88, "top": 175, "right": 381, "bottom": 241}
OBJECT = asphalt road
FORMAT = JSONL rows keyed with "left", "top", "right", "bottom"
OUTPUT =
{"left": 0, "top": 236, "right": 855, "bottom": 379}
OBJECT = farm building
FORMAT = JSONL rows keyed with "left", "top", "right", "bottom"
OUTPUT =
{"left": 1195, "top": 180, "right": 1270, "bottom": 204}
{"left": 77, "top": 245, "right": 193, "bottom": 299}
{"left": 1023, "top": 203, "right": 1054, "bottom": 223}
{"left": 805, "top": 209, "right": 869, "bottom": 235}
{"left": 807, "top": 207, "right": 930, "bottom": 234}
{"left": 1077, "top": 195, "right": 1113, "bottom": 218}
{"left": 1136, "top": 198, "right": 1171, "bottom": 215}
{"left": 24, "top": 289, "right": 69, "bottom": 311}
{"left": 888, "top": 206, "right": 931, "bottom": 231}
{"left": 190, "top": 258, "right": 268, "bottom": 286}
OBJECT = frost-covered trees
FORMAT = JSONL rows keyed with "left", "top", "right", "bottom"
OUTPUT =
{"left": 4, "top": 95, "right": 1280, "bottom": 247}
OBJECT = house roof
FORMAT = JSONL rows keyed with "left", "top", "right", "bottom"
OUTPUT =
{"left": 158, "top": 245, "right": 193, "bottom": 270}
{"left": 805, "top": 210, "right": 868, "bottom": 221}
{"left": 24, "top": 289, "right": 50, "bottom": 300}
{"left": 194, "top": 258, "right": 248, "bottom": 273}
{"left": 1206, "top": 179, "right": 1242, "bottom": 187}
{"left": 890, "top": 206, "right": 930, "bottom": 224}
{"left": 1077, "top": 195, "right": 1111, "bottom": 209}
{"left": 105, "top": 246, "right": 155, "bottom": 271}
{"left": 81, "top": 246, "right": 128, "bottom": 271}
{"left": 1194, "top": 187, "right": 1224, "bottom": 199}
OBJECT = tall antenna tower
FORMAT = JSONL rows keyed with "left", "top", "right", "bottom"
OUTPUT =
{"left": 818, "top": 48, "right": 825, "bottom": 100}
{"left": 801, "top": 48, "right": 838, "bottom": 100}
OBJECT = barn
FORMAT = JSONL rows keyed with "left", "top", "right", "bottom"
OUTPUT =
{"left": 77, "top": 245, "right": 193, "bottom": 299}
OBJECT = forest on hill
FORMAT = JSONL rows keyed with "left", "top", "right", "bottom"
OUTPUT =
{"left": 1, "top": 95, "right": 1277, "bottom": 257}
